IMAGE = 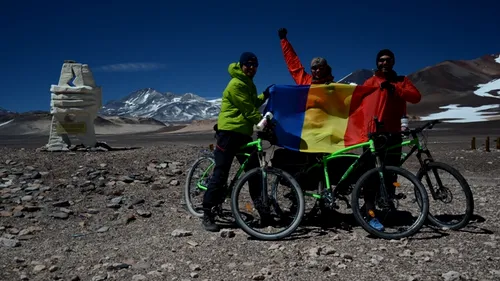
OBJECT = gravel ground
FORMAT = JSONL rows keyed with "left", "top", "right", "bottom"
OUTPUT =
{"left": 0, "top": 137, "right": 499, "bottom": 281}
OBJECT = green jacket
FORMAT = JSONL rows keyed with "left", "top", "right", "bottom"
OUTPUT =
{"left": 217, "top": 62, "right": 266, "bottom": 136}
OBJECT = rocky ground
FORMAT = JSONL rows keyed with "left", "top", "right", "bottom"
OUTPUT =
{"left": 0, "top": 138, "right": 499, "bottom": 281}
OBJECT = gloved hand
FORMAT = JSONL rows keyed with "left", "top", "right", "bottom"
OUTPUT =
{"left": 263, "top": 84, "right": 275, "bottom": 99}
{"left": 278, "top": 28, "right": 287, "bottom": 39}
{"left": 380, "top": 80, "right": 395, "bottom": 94}
{"left": 257, "top": 121, "right": 277, "bottom": 144}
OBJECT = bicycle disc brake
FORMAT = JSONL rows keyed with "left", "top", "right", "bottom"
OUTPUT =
{"left": 376, "top": 194, "right": 397, "bottom": 210}
{"left": 435, "top": 186, "right": 453, "bottom": 203}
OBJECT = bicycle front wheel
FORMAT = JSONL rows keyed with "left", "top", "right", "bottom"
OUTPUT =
{"left": 231, "top": 166, "right": 305, "bottom": 241}
{"left": 351, "top": 165, "right": 429, "bottom": 240}
{"left": 184, "top": 155, "right": 215, "bottom": 217}
{"left": 416, "top": 161, "right": 474, "bottom": 230}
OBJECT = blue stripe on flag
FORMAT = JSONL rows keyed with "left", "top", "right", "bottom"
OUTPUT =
{"left": 264, "top": 85, "right": 310, "bottom": 151}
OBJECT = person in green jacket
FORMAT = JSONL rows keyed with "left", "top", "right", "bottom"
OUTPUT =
{"left": 202, "top": 51, "right": 272, "bottom": 232}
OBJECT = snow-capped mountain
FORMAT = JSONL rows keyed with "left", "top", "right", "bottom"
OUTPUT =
{"left": 99, "top": 88, "right": 221, "bottom": 123}
{"left": 98, "top": 71, "right": 378, "bottom": 123}
{"left": 94, "top": 54, "right": 500, "bottom": 124}
{"left": 0, "top": 107, "right": 10, "bottom": 115}
{"left": 407, "top": 53, "right": 500, "bottom": 118}
{"left": 0, "top": 107, "right": 15, "bottom": 121}
{"left": 337, "top": 69, "right": 375, "bottom": 85}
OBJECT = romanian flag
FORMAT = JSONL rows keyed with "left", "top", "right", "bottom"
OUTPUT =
{"left": 264, "top": 83, "right": 378, "bottom": 153}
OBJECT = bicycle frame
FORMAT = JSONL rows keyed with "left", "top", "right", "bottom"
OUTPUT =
{"left": 196, "top": 138, "right": 266, "bottom": 193}
{"left": 381, "top": 120, "right": 442, "bottom": 167}
{"left": 301, "top": 135, "right": 387, "bottom": 200}
{"left": 382, "top": 120, "right": 444, "bottom": 200}
{"left": 296, "top": 116, "right": 430, "bottom": 202}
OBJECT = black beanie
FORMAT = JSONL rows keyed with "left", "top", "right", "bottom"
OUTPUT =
{"left": 239, "top": 52, "right": 258, "bottom": 65}
{"left": 376, "top": 49, "right": 395, "bottom": 65}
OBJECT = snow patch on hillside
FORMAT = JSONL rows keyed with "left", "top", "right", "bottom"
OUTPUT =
{"left": 474, "top": 78, "right": 500, "bottom": 99}
{"left": 0, "top": 119, "right": 14, "bottom": 127}
{"left": 420, "top": 104, "right": 500, "bottom": 123}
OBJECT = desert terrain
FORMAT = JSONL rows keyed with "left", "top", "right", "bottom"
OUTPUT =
{"left": 1, "top": 119, "right": 500, "bottom": 281}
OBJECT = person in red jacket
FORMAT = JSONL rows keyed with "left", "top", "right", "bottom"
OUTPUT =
{"left": 361, "top": 49, "right": 421, "bottom": 136}
{"left": 278, "top": 28, "right": 334, "bottom": 85}
{"left": 360, "top": 49, "right": 422, "bottom": 231}
{"left": 276, "top": 27, "right": 336, "bottom": 169}
{"left": 276, "top": 27, "right": 358, "bottom": 230}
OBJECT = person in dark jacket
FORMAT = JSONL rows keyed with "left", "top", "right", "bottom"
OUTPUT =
{"left": 202, "top": 51, "right": 272, "bottom": 232}
{"left": 278, "top": 28, "right": 334, "bottom": 85}
{"left": 360, "top": 49, "right": 422, "bottom": 231}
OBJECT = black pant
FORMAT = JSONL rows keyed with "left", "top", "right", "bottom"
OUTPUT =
{"left": 362, "top": 133, "right": 403, "bottom": 214}
{"left": 202, "top": 130, "right": 261, "bottom": 210}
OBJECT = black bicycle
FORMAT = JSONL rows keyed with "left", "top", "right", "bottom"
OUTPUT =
{"left": 384, "top": 120, "right": 474, "bottom": 230}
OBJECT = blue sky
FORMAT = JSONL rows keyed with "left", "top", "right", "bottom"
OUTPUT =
{"left": 1, "top": 0, "right": 499, "bottom": 112}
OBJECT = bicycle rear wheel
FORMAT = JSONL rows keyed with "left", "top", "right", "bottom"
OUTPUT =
{"left": 231, "top": 166, "right": 305, "bottom": 241}
{"left": 184, "top": 155, "right": 215, "bottom": 217}
{"left": 351, "top": 165, "right": 429, "bottom": 240}
{"left": 416, "top": 161, "right": 474, "bottom": 230}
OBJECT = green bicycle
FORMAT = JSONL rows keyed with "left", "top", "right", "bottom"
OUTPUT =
{"left": 184, "top": 118, "right": 305, "bottom": 241}
{"left": 271, "top": 117, "right": 431, "bottom": 240}
{"left": 386, "top": 119, "right": 474, "bottom": 230}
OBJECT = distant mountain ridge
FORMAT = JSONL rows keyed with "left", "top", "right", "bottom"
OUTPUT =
{"left": 2, "top": 53, "right": 500, "bottom": 124}
{"left": 407, "top": 54, "right": 500, "bottom": 116}
{"left": 337, "top": 69, "right": 375, "bottom": 85}
{"left": 99, "top": 88, "right": 221, "bottom": 123}
{"left": 0, "top": 107, "right": 12, "bottom": 115}
{"left": 334, "top": 54, "right": 500, "bottom": 123}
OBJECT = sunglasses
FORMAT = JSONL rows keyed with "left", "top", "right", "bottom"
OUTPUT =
{"left": 378, "top": 57, "right": 393, "bottom": 62}
{"left": 243, "top": 62, "right": 259, "bottom": 68}
{"left": 311, "top": 65, "right": 325, "bottom": 70}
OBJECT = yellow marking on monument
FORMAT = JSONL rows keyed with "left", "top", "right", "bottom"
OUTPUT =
{"left": 56, "top": 122, "right": 87, "bottom": 134}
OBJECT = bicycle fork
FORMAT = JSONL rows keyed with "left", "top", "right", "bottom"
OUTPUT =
{"left": 374, "top": 154, "right": 393, "bottom": 209}
{"left": 251, "top": 150, "right": 273, "bottom": 216}
{"left": 416, "top": 150, "right": 446, "bottom": 201}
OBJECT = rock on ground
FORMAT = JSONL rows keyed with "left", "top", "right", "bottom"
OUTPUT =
{"left": 0, "top": 142, "right": 499, "bottom": 281}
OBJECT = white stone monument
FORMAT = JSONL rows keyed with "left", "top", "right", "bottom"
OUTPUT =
{"left": 45, "top": 60, "right": 102, "bottom": 151}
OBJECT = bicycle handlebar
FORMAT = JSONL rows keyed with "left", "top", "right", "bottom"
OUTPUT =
{"left": 367, "top": 116, "right": 441, "bottom": 139}
{"left": 401, "top": 119, "right": 441, "bottom": 136}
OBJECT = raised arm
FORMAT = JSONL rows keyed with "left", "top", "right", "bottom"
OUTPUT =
{"left": 278, "top": 28, "right": 312, "bottom": 85}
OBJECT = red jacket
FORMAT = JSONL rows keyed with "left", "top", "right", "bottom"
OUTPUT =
{"left": 360, "top": 70, "right": 421, "bottom": 139}
{"left": 280, "top": 39, "right": 333, "bottom": 85}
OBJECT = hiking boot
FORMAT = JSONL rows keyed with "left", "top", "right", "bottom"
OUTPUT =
{"left": 202, "top": 210, "right": 219, "bottom": 232}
